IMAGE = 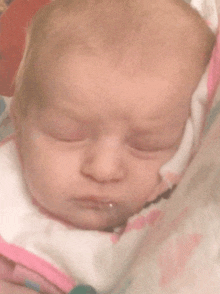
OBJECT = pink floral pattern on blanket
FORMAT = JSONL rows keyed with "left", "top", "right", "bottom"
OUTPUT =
{"left": 158, "top": 233, "right": 202, "bottom": 287}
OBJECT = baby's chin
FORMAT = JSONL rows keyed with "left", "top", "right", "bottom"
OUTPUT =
{"left": 68, "top": 217, "right": 126, "bottom": 232}
{"left": 62, "top": 206, "right": 130, "bottom": 232}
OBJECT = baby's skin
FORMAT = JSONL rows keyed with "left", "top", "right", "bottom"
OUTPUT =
{"left": 1, "top": 0, "right": 215, "bottom": 292}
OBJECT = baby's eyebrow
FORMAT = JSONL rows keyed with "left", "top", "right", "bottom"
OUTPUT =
{"left": 54, "top": 112, "right": 163, "bottom": 134}
{"left": 130, "top": 128, "right": 156, "bottom": 135}
{"left": 130, "top": 122, "right": 169, "bottom": 135}
{"left": 48, "top": 106, "right": 93, "bottom": 123}
{"left": 131, "top": 124, "right": 184, "bottom": 143}
{"left": 129, "top": 132, "right": 165, "bottom": 144}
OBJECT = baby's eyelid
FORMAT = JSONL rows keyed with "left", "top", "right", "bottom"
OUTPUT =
{"left": 46, "top": 127, "right": 88, "bottom": 142}
{"left": 127, "top": 138, "right": 153, "bottom": 151}
{"left": 131, "top": 145, "right": 158, "bottom": 153}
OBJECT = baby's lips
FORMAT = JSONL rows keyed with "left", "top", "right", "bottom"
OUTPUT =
{"left": 73, "top": 197, "right": 117, "bottom": 210}
{"left": 74, "top": 199, "right": 117, "bottom": 210}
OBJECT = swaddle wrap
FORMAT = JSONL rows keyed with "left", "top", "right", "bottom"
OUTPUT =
{"left": 158, "top": 0, "right": 220, "bottom": 191}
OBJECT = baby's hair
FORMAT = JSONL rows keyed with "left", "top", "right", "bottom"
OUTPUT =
{"left": 14, "top": 0, "right": 216, "bottom": 117}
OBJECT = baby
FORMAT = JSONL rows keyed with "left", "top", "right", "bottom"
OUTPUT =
{"left": 12, "top": 0, "right": 215, "bottom": 231}
{"left": 0, "top": 0, "right": 218, "bottom": 293}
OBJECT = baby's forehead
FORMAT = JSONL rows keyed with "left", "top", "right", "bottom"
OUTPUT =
{"left": 36, "top": 52, "right": 192, "bottom": 126}
{"left": 31, "top": 0, "right": 211, "bottom": 60}
{"left": 30, "top": 0, "right": 214, "bottom": 88}
{"left": 15, "top": 0, "right": 215, "bottom": 118}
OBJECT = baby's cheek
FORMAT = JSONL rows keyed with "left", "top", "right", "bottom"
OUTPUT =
{"left": 135, "top": 159, "right": 161, "bottom": 184}
{"left": 26, "top": 145, "right": 80, "bottom": 198}
{"left": 20, "top": 149, "right": 57, "bottom": 199}
{"left": 128, "top": 160, "right": 161, "bottom": 204}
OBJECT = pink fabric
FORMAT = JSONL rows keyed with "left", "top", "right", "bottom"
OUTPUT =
{"left": 111, "top": 209, "right": 164, "bottom": 243}
{"left": 0, "top": 237, "right": 76, "bottom": 293}
{"left": 158, "top": 234, "right": 202, "bottom": 287}
{"left": 208, "top": 27, "right": 220, "bottom": 106}
{"left": 13, "top": 264, "right": 64, "bottom": 294}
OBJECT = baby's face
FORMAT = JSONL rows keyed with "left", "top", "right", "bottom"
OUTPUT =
{"left": 17, "top": 54, "right": 196, "bottom": 231}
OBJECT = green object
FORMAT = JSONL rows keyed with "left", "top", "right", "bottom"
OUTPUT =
{"left": 68, "top": 285, "right": 97, "bottom": 294}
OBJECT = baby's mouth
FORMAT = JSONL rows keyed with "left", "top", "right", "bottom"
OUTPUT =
{"left": 73, "top": 196, "right": 116, "bottom": 211}
{"left": 70, "top": 196, "right": 132, "bottom": 230}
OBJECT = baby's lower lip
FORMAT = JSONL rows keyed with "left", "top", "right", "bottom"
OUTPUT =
{"left": 73, "top": 198, "right": 116, "bottom": 210}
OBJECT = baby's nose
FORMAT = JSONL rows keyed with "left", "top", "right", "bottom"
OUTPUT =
{"left": 80, "top": 137, "right": 127, "bottom": 183}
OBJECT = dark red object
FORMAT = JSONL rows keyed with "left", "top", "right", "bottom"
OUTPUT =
{"left": 0, "top": 0, "right": 51, "bottom": 96}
